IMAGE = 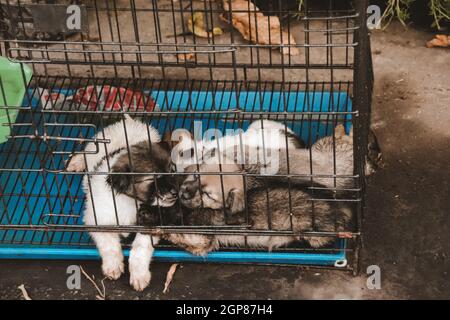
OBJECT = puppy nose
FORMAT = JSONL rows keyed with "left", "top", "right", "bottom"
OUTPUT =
{"left": 136, "top": 211, "right": 146, "bottom": 225}
{"left": 137, "top": 208, "right": 158, "bottom": 226}
{"left": 179, "top": 183, "right": 196, "bottom": 199}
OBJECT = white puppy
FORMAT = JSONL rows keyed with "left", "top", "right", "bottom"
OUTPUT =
{"left": 67, "top": 115, "right": 161, "bottom": 291}
{"left": 171, "top": 120, "right": 304, "bottom": 171}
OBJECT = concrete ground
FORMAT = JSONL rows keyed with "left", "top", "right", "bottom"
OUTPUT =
{"left": 1, "top": 22, "right": 449, "bottom": 300}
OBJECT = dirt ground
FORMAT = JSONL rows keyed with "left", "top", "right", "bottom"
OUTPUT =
{"left": 1, "top": 21, "right": 449, "bottom": 300}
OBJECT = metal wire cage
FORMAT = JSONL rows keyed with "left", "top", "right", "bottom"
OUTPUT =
{"left": 0, "top": 0, "right": 373, "bottom": 273}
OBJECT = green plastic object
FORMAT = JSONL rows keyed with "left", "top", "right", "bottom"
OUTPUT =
{"left": 0, "top": 56, "right": 33, "bottom": 144}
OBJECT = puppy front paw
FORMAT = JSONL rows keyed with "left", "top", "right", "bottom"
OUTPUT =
{"left": 186, "top": 241, "right": 216, "bottom": 257}
{"left": 66, "top": 154, "right": 86, "bottom": 172}
{"left": 129, "top": 268, "right": 151, "bottom": 292}
{"left": 226, "top": 188, "right": 245, "bottom": 215}
{"left": 304, "top": 236, "right": 332, "bottom": 249}
{"left": 102, "top": 258, "right": 125, "bottom": 280}
{"left": 187, "top": 246, "right": 209, "bottom": 257}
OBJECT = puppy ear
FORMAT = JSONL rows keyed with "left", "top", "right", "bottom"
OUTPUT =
{"left": 151, "top": 142, "right": 173, "bottom": 172}
{"left": 172, "top": 130, "right": 194, "bottom": 147}
{"left": 106, "top": 172, "right": 132, "bottom": 195}
{"left": 284, "top": 130, "right": 306, "bottom": 149}
{"left": 334, "top": 124, "right": 346, "bottom": 138}
{"left": 124, "top": 114, "right": 133, "bottom": 122}
{"left": 180, "top": 130, "right": 195, "bottom": 142}
{"left": 162, "top": 131, "right": 172, "bottom": 142}
{"left": 107, "top": 159, "right": 132, "bottom": 194}
{"left": 158, "top": 141, "right": 172, "bottom": 153}
{"left": 137, "top": 203, "right": 161, "bottom": 226}
{"left": 226, "top": 188, "right": 245, "bottom": 215}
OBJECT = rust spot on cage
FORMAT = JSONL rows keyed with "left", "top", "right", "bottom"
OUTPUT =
{"left": 338, "top": 232, "right": 354, "bottom": 239}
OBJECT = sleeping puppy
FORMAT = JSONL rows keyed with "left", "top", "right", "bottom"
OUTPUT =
{"left": 171, "top": 120, "right": 305, "bottom": 172}
{"left": 137, "top": 164, "right": 244, "bottom": 256}
{"left": 138, "top": 163, "right": 353, "bottom": 256}
{"left": 137, "top": 125, "right": 379, "bottom": 258}
{"left": 106, "top": 141, "right": 173, "bottom": 202}
{"left": 309, "top": 125, "right": 382, "bottom": 182}
{"left": 231, "top": 124, "right": 381, "bottom": 190}
{"left": 246, "top": 119, "right": 306, "bottom": 149}
{"left": 66, "top": 115, "right": 171, "bottom": 291}
{"left": 105, "top": 139, "right": 174, "bottom": 291}
{"left": 138, "top": 164, "right": 244, "bottom": 225}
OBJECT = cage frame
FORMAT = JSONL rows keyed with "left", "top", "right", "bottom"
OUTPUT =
{"left": 0, "top": 0, "right": 373, "bottom": 274}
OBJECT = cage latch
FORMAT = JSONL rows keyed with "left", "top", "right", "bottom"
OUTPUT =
{"left": 42, "top": 123, "right": 110, "bottom": 156}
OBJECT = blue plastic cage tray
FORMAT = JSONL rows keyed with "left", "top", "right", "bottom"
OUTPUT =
{"left": 0, "top": 87, "right": 352, "bottom": 267}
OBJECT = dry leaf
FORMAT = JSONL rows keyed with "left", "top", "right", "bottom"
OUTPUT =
{"left": 188, "top": 12, "right": 223, "bottom": 38}
{"left": 222, "top": 0, "right": 299, "bottom": 56}
{"left": 80, "top": 265, "right": 106, "bottom": 300}
{"left": 177, "top": 52, "right": 195, "bottom": 62}
{"left": 18, "top": 284, "right": 32, "bottom": 300}
{"left": 163, "top": 263, "right": 179, "bottom": 294}
{"left": 426, "top": 34, "right": 449, "bottom": 48}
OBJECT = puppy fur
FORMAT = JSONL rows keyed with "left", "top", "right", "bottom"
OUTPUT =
{"left": 138, "top": 163, "right": 353, "bottom": 256}
{"left": 137, "top": 124, "right": 362, "bottom": 257}
{"left": 230, "top": 124, "right": 376, "bottom": 190}
{"left": 172, "top": 124, "right": 357, "bottom": 190}
{"left": 171, "top": 120, "right": 305, "bottom": 172}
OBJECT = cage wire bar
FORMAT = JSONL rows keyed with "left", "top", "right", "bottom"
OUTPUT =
{"left": 0, "top": 0, "right": 373, "bottom": 272}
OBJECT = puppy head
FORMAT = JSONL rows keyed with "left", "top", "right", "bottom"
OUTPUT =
{"left": 365, "top": 129, "right": 382, "bottom": 176}
{"left": 145, "top": 174, "right": 179, "bottom": 208}
{"left": 106, "top": 141, "right": 173, "bottom": 201}
{"left": 179, "top": 163, "right": 245, "bottom": 214}
{"left": 313, "top": 124, "right": 382, "bottom": 176}
{"left": 136, "top": 192, "right": 182, "bottom": 227}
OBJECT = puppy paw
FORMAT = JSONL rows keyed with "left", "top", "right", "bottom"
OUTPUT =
{"left": 66, "top": 155, "right": 86, "bottom": 172}
{"left": 187, "top": 246, "right": 211, "bottom": 257}
{"left": 102, "top": 259, "right": 124, "bottom": 280}
{"left": 226, "top": 188, "right": 245, "bottom": 215}
{"left": 130, "top": 269, "right": 151, "bottom": 292}
{"left": 304, "top": 236, "right": 331, "bottom": 249}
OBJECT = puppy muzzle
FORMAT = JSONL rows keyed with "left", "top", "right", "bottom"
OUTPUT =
{"left": 179, "top": 183, "right": 198, "bottom": 200}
